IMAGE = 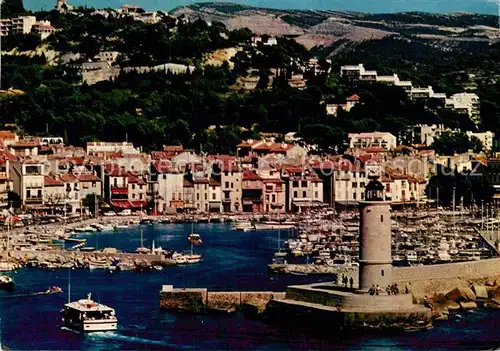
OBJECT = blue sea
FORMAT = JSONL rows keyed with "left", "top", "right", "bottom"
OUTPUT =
{"left": 24, "top": 0, "right": 498, "bottom": 15}
{"left": 0, "top": 223, "right": 499, "bottom": 350}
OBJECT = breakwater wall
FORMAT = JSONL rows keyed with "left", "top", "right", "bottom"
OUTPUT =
{"left": 8, "top": 250, "right": 174, "bottom": 266}
{"left": 393, "top": 258, "right": 500, "bottom": 294}
{"left": 159, "top": 285, "right": 286, "bottom": 313}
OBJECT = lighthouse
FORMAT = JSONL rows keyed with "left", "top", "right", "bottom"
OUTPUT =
{"left": 358, "top": 176, "right": 393, "bottom": 292}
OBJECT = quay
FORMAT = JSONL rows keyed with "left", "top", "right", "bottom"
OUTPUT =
{"left": 159, "top": 285, "right": 285, "bottom": 313}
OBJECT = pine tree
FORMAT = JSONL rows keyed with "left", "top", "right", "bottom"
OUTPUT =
{"left": 1, "top": 0, "right": 25, "bottom": 19}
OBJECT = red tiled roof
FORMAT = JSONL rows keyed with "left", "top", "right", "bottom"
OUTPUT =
{"left": 0, "top": 131, "right": 16, "bottom": 140}
{"left": 60, "top": 173, "right": 77, "bottom": 182}
{"left": 44, "top": 175, "right": 63, "bottom": 186}
{"left": 75, "top": 174, "right": 100, "bottom": 181}
{"left": 194, "top": 177, "right": 209, "bottom": 184}
{"left": 183, "top": 179, "right": 194, "bottom": 187}
{"left": 163, "top": 145, "right": 184, "bottom": 152}
{"left": 153, "top": 160, "right": 172, "bottom": 173}
{"left": 209, "top": 179, "right": 220, "bottom": 186}
{"left": 243, "top": 170, "right": 262, "bottom": 181}
{"left": 269, "top": 144, "right": 294, "bottom": 153}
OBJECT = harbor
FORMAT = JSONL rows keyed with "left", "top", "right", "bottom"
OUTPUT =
{"left": 0, "top": 221, "right": 498, "bottom": 350}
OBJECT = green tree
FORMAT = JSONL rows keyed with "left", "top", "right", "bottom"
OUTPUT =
{"left": 1, "top": 0, "right": 25, "bottom": 19}
{"left": 82, "top": 194, "right": 106, "bottom": 215}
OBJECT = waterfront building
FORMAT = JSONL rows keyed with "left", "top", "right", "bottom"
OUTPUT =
{"left": 104, "top": 166, "right": 147, "bottom": 211}
{"left": 43, "top": 175, "right": 65, "bottom": 210}
{"left": 10, "top": 160, "right": 44, "bottom": 209}
{"left": 282, "top": 165, "right": 324, "bottom": 212}
{"left": 182, "top": 179, "right": 196, "bottom": 212}
{"left": 152, "top": 162, "right": 184, "bottom": 213}
{"left": 208, "top": 179, "right": 222, "bottom": 213}
{"left": 0, "top": 157, "right": 12, "bottom": 209}
{"left": 193, "top": 177, "right": 210, "bottom": 212}
{"left": 215, "top": 157, "right": 242, "bottom": 213}
{"left": 241, "top": 170, "right": 263, "bottom": 212}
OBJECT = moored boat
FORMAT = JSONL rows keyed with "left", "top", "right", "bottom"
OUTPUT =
{"left": 0, "top": 275, "right": 14, "bottom": 290}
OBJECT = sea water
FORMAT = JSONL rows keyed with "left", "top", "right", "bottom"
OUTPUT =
{"left": 0, "top": 223, "right": 498, "bottom": 350}
{"left": 24, "top": 0, "right": 497, "bottom": 15}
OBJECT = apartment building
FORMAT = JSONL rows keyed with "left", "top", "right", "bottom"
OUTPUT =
{"left": 466, "top": 131, "right": 495, "bottom": 153}
{"left": 11, "top": 160, "right": 45, "bottom": 209}
{"left": 193, "top": 177, "right": 210, "bottom": 212}
{"left": 446, "top": 93, "right": 480, "bottom": 125}
{"left": 220, "top": 163, "right": 242, "bottom": 213}
{"left": 241, "top": 170, "right": 263, "bottom": 212}
{"left": 348, "top": 132, "right": 397, "bottom": 150}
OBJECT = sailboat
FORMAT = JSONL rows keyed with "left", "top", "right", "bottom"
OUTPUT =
{"left": 136, "top": 229, "right": 150, "bottom": 254}
{"left": 175, "top": 241, "right": 201, "bottom": 265}
{"left": 275, "top": 214, "right": 287, "bottom": 258}
{"left": 187, "top": 222, "right": 202, "bottom": 245}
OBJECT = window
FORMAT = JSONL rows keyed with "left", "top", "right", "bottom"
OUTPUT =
{"left": 352, "top": 182, "right": 357, "bottom": 188}
{"left": 360, "top": 182, "right": 365, "bottom": 188}
{"left": 386, "top": 184, "right": 391, "bottom": 192}
{"left": 225, "top": 182, "right": 229, "bottom": 188}
{"left": 315, "top": 191, "right": 318, "bottom": 198}
{"left": 204, "top": 194, "right": 207, "bottom": 200}
{"left": 212, "top": 193, "right": 216, "bottom": 200}
{"left": 114, "top": 179, "right": 117, "bottom": 187}
{"left": 381, "top": 269, "right": 384, "bottom": 277}
{"left": 265, "top": 195, "right": 269, "bottom": 201}
{"left": 353, "top": 192, "right": 357, "bottom": 199}
{"left": 272, "top": 194, "right": 276, "bottom": 202}
{"left": 205, "top": 184, "right": 208, "bottom": 190}
{"left": 301, "top": 181, "right": 307, "bottom": 187}
{"left": 27, "top": 190, "right": 31, "bottom": 198}
{"left": 292, "top": 181, "right": 299, "bottom": 187}
{"left": 132, "top": 193, "right": 136, "bottom": 199}
{"left": 302, "top": 191, "right": 306, "bottom": 197}
{"left": 178, "top": 192, "right": 182, "bottom": 200}
{"left": 92, "top": 181, "right": 96, "bottom": 187}
{"left": 315, "top": 183, "right": 318, "bottom": 188}
{"left": 163, "top": 174, "right": 167, "bottom": 180}
{"left": 293, "top": 191, "right": 298, "bottom": 198}
{"left": 231, "top": 182, "right": 233, "bottom": 189}
{"left": 197, "top": 194, "right": 200, "bottom": 201}
{"left": 381, "top": 215, "right": 384, "bottom": 222}
{"left": 132, "top": 184, "right": 136, "bottom": 190}
{"left": 224, "top": 170, "right": 228, "bottom": 176}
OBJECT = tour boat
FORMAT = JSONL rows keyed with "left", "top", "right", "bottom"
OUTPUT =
{"left": 175, "top": 243, "right": 202, "bottom": 265}
{"left": 0, "top": 275, "right": 14, "bottom": 290}
{"left": 61, "top": 293, "right": 118, "bottom": 332}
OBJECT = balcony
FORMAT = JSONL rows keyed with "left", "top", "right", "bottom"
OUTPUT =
{"left": 26, "top": 183, "right": 43, "bottom": 189}
{"left": 25, "top": 197, "right": 43, "bottom": 203}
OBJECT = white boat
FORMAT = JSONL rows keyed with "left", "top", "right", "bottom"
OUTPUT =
{"left": 176, "top": 243, "right": 201, "bottom": 265}
{"left": 62, "top": 293, "right": 117, "bottom": 332}
{"left": 232, "top": 221, "right": 254, "bottom": 231}
{"left": 0, "top": 275, "right": 14, "bottom": 290}
{"left": 74, "top": 226, "right": 97, "bottom": 233}
{"left": 88, "top": 261, "right": 109, "bottom": 270}
{"left": 114, "top": 224, "right": 128, "bottom": 230}
{"left": 116, "top": 262, "right": 135, "bottom": 271}
{"left": 253, "top": 223, "right": 295, "bottom": 231}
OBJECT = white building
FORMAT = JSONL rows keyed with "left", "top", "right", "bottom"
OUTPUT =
{"left": 413, "top": 124, "right": 453, "bottom": 146}
{"left": 446, "top": 93, "right": 480, "bottom": 125}
{"left": 466, "top": 131, "right": 495, "bottom": 153}
{"left": 0, "top": 16, "right": 55, "bottom": 38}
{"left": 157, "top": 171, "right": 184, "bottom": 213}
{"left": 10, "top": 161, "right": 45, "bottom": 209}
{"left": 87, "top": 142, "right": 140, "bottom": 155}
{"left": 348, "top": 132, "right": 397, "bottom": 150}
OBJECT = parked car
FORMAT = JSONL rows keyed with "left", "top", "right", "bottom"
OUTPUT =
{"left": 118, "top": 209, "right": 132, "bottom": 216}
{"left": 103, "top": 211, "right": 117, "bottom": 217}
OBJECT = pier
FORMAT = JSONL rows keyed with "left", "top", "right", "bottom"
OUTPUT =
{"left": 159, "top": 285, "right": 285, "bottom": 313}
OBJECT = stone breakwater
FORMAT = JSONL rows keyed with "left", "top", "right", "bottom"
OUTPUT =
{"left": 6, "top": 250, "right": 174, "bottom": 269}
{"left": 159, "top": 285, "right": 286, "bottom": 314}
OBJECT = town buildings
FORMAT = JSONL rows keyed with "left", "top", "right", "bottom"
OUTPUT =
{"left": 0, "top": 16, "right": 55, "bottom": 39}
{"left": 340, "top": 63, "right": 481, "bottom": 125}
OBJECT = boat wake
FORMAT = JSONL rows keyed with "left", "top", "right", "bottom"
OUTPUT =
{"left": 87, "top": 330, "right": 172, "bottom": 347}
{"left": 60, "top": 326, "right": 82, "bottom": 334}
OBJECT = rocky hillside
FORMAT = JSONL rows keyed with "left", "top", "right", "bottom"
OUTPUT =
{"left": 172, "top": 3, "right": 500, "bottom": 49}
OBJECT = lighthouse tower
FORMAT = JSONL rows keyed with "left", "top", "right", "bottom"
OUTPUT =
{"left": 358, "top": 176, "right": 392, "bottom": 292}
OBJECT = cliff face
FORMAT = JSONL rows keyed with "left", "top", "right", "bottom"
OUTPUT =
{"left": 171, "top": 3, "right": 500, "bottom": 49}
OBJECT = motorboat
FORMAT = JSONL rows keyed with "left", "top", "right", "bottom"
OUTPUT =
{"left": 74, "top": 226, "right": 97, "bottom": 233}
{"left": 116, "top": 261, "right": 135, "bottom": 271}
{"left": 188, "top": 233, "right": 202, "bottom": 245}
{"left": 232, "top": 221, "right": 254, "bottom": 232}
{"left": 0, "top": 275, "right": 14, "bottom": 290}
{"left": 61, "top": 293, "right": 118, "bottom": 332}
